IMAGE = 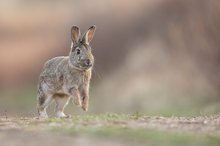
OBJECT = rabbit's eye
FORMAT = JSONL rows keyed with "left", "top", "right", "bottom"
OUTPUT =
{"left": 76, "top": 49, "right": 81, "bottom": 55}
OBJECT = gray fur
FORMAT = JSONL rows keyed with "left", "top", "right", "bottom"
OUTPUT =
{"left": 37, "top": 26, "right": 96, "bottom": 118}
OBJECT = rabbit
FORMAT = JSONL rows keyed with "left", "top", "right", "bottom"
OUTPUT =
{"left": 36, "top": 25, "right": 96, "bottom": 118}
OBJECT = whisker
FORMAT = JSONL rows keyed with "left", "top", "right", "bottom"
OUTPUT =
{"left": 92, "top": 67, "right": 102, "bottom": 80}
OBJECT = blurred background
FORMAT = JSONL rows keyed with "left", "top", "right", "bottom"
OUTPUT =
{"left": 0, "top": 0, "right": 219, "bottom": 117}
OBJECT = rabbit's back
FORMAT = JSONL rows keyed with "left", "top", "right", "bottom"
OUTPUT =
{"left": 38, "top": 56, "right": 68, "bottom": 91}
{"left": 41, "top": 56, "right": 68, "bottom": 77}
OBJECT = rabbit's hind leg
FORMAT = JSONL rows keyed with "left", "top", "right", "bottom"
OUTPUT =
{"left": 54, "top": 94, "right": 70, "bottom": 118}
{"left": 37, "top": 93, "right": 53, "bottom": 118}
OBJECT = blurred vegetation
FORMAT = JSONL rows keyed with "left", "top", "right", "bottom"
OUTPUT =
{"left": 66, "top": 128, "right": 220, "bottom": 146}
{"left": 1, "top": 87, "right": 220, "bottom": 117}
{"left": 0, "top": 0, "right": 220, "bottom": 116}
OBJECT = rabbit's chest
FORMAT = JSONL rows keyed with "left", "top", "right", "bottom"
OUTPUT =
{"left": 63, "top": 71, "right": 91, "bottom": 88}
{"left": 65, "top": 75, "right": 84, "bottom": 85}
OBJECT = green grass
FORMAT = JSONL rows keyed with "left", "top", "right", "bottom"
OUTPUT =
{"left": 47, "top": 113, "right": 131, "bottom": 123}
{"left": 69, "top": 128, "right": 220, "bottom": 146}
{"left": 44, "top": 113, "right": 220, "bottom": 146}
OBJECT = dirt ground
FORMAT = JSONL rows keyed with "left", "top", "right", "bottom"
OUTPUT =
{"left": 0, "top": 114, "right": 220, "bottom": 146}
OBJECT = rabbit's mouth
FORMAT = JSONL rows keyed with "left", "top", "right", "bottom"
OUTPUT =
{"left": 79, "top": 64, "right": 93, "bottom": 70}
{"left": 69, "top": 59, "right": 93, "bottom": 71}
{"left": 68, "top": 63, "right": 90, "bottom": 71}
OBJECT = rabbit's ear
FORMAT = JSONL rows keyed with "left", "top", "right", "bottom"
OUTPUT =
{"left": 82, "top": 25, "right": 96, "bottom": 44}
{"left": 71, "top": 26, "right": 81, "bottom": 42}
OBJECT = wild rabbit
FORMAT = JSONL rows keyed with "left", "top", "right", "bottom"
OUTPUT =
{"left": 37, "top": 25, "right": 96, "bottom": 118}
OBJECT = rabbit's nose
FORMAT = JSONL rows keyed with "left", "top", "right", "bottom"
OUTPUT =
{"left": 85, "top": 59, "right": 92, "bottom": 66}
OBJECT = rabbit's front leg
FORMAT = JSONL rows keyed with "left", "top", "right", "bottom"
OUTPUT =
{"left": 80, "top": 85, "right": 89, "bottom": 111}
{"left": 69, "top": 87, "right": 82, "bottom": 107}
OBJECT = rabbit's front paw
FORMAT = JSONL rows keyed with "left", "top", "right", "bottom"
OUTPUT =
{"left": 81, "top": 101, "right": 88, "bottom": 111}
